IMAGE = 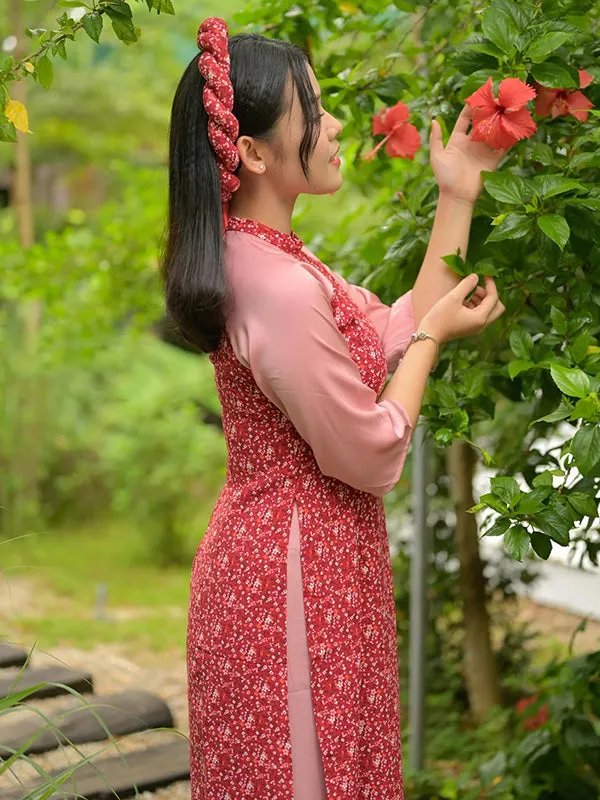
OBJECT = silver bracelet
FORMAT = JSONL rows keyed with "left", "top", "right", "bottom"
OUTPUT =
{"left": 409, "top": 330, "right": 440, "bottom": 373}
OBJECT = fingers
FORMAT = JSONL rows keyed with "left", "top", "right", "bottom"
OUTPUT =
{"left": 455, "top": 273, "right": 480, "bottom": 301}
{"left": 452, "top": 104, "right": 473, "bottom": 136}
{"left": 430, "top": 119, "right": 444, "bottom": 158}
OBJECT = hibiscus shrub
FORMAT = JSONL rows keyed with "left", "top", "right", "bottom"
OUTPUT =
{"left": 478, "top": 648, "right": 600, "bottom": 799}
{"left": 235, "top": 0, "right": 600, "bottom": 566}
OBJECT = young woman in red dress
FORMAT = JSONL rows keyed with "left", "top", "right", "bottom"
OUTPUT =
{"left": 161, "top": 17, "right": 506, "bottom": 800}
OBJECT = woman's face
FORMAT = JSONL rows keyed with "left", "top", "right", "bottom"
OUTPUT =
{"left": 270, "top": 65, "right": 344, "bottom": 197}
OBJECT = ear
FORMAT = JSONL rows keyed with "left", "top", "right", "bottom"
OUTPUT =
{"left": 236, "top": 135, "right": 267, "bottom": 175}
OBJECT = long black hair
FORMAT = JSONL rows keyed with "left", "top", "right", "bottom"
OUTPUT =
{"left": 160, "top": 33, "right": 321, "bottom": 353}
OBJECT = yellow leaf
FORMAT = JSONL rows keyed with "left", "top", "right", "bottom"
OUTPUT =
{"left": 588, "top": 345, "right": 600, "bottom": 354}
{"left": 24, "top": 62, "right": 35, "bottom": 73}
{"left": 4, "top": 99, "right": 31, "bottom": 133}
{"left": 339, "top": 1, "right": 359, "bottom": 13}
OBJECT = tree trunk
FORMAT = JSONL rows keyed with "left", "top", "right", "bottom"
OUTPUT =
{"left": 447, "top": 440, "right": 502, "bottom": 723}
{"left": 2, "top": 0, "right": 43, "bottom": 537}
{"left": 10, "top": 0, "right": 34, "bottom": 249}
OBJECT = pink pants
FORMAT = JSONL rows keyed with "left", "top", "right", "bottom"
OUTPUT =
{"left": 287, "top": 502, "right": 328, "bottom": 800}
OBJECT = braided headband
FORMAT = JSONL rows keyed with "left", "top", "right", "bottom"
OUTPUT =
{"left": 197, "top": 17, "right": 240, "bottom": 230}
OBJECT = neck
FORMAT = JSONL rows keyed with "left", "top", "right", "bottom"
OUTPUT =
{"left": 228, "top": 181, "right": 297, "bottom": 235}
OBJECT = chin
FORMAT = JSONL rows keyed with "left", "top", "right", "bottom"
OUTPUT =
{"left": 317, "top": 176, "right": 344, "bottom": 196}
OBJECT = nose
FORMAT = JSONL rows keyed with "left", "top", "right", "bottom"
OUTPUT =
{"left": 329, "top": 114, "right": 343, "bottom": 139}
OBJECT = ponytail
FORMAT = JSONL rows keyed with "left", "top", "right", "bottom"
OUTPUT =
{"left": 161, "top": 57, "right": 228, "bottom": 353}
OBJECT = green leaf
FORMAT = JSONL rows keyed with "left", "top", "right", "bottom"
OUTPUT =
{"left": 535, "top": 498, "right": 572, "bottom": 545}
{"left": 490, "top": 476, "right": 522, "bottom": 509}
{"left": 56, "top": 0, "right": 88, "bottom": 6}
{"left": 435, "top": 381, "right": 457, "bottom": 407}
{"left": 524, "top": 31, "right": 570, "bottom": 63}
{"left": 373, "top": 76, "right": 408, "bottom": 103}
{"left": 482, "top": 7, "right": 519, "bottom": 55}
{"left": 505, "top": 525, "right": 530, "bottom": 560}
{"left": 509, "top": 359, "right": 534, "bottom": 379}
{"left": 487, "top": 213, "right": 533, "bottom": 242}
{"left": 572, "top": 425, "right": 600, "bottom": 475}
{"left": 550, "top": 364, "right": 591, "bottom": 398}
{"left": 485, "top": 517, "right": 511, "bottom": 537}
{"left": 567, "top": 492, "right": 598, "bottom": 519}
{"left": 529, "top": 142, "right": 554, "bottom": 166}
{"left": 531, "top": 60, "right": 578, "bottom": 88}
{"left": 533, "top": 471, "right": 554, "bottom": 488}
{"left": 434, "top": 427, "right": 454, "bottom": 447}
{"left": 531, "top": 531, "right": 552, "bottom": 559}
{"left": 105, "top": 2, "right": 138, "bottom": 44}
{"left": 532, "top": 400, "right": 573, "bottom": 425}
{"left": 463, "top": 367, "right": 485, "bottom": 398}
{"left": 55, "top": 39, "right": 67, "bottom": 60}
{"left": 570, "top": 333, "right": 591, "bottom": 365}
{"left": 36, "top": 54, "right": 53, "bottom": 91}
{"left": 537, "top": 215, "right": 570, "bottom": 250}
{"left": 510, "top": 328, "right": 533, "bottom": 360}
{"left": 550, "top": 306, "right": 567, "bottom": 335}
{"left": 569, "top": 152, "right": 600, "bottom": 170}
{"left": 516, "top": 487, "right": 552, "bottom": 515}
{"left": 0, "top": 115, "right": 17, "bottom": 143}
{"left": 154, "top": 0, "right": 175, "bottom": 13}
{"left": 82, "top": 12, "right": 103, "bottom": 44}
{"left": 570, "top": 394, "right": 600, "bottom": 422}
{"left": 483, "top": 172, "right": 527, "bottom": 205}
{"left": 530, "top": 175, "right": 584, "bottom": 199}
{"left": 441, "top": 252, "right": 469, "bottom": 277}
{"left": 480, "top": 492, "right": 510, "bottom": 515}
{"left": 564, "top": 718, "right": 599, "bottom": 749}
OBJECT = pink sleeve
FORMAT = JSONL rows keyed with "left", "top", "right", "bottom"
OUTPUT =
{"left": 228, "top": 254, "right": 414, "bottom": 497}
{"left": 333, "top": 274, "right": 417, "bottom": 373}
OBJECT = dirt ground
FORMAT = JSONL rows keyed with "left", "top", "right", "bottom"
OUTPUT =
{"left": 1, "top": 574, "right": 599, "bottom": 799}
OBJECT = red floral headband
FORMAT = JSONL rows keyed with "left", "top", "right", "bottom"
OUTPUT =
{"left": 197, "top": 17, "right": 240, "bottom": 230}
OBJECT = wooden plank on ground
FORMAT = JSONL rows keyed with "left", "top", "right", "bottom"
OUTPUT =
{"left": 0, "top": 690, "right": 174, "bottom": 757}
{"left": 0, "top": 643, "right": 29, "bottom": 670}
{"left": 4, "top": 739, "right": 190, "bottom": 800}
{"left": 0, "top": 665, "right": 93, "bottom": 702}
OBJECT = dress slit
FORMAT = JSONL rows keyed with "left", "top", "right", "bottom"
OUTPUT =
{"left": 287, "top": 500, "right": 328, "bottom": 800}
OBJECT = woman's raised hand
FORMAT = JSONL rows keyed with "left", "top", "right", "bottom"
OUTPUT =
{"left": 421, "top": 273, "right": 506, "bottom": 345}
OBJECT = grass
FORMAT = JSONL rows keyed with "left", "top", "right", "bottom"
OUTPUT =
{"left": 1, "top": 516, "right": 197, "bottom": 654}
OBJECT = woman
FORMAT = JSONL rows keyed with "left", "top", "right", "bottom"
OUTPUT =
{"left": 162, "top": 17, "right": 506, "bottom": 800}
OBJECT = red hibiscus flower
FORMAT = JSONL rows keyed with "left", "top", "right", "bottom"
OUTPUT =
{"left": 363, "top": 100, "right": 422, "bottom": 161}
{"left": 465, "top": 77, "right": 537, "bottom": 150}
{"left": 515, "top": 695, "right": 550, "bottom": 731}
{"left": 534, "top": 69, "right": 594, "bottom": 123}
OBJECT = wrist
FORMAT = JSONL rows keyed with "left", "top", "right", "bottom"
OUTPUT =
{"left": 438, "top": 190, "right": 477, "bottom": 209}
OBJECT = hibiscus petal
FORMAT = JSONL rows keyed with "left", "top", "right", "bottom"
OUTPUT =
{"left": 372, "top": 109, "right": 387, "bottom": 136}
{"left": 384, "top": 101, "right": 410, "bottom": 130}
{"left": 550, "top": 97, "right": 571, "bottom": 119}
{"left": 567, "top": 90, "right": 594, "bottom": 122}
{"left": 579, "top": 69, "right": 593, "bottom": 89}
{"left": 498, "top": 78, "right": 536, "bottom": 112}
{"left": 465, "top": 77, "right": 497, "bottom": 111}
{"left": 385, "top": 122, "right": 421, "bottom": 159}
{"left": 500, "top": 108, "right": 537, "bottom": 143}
{"left": 534, "top": 86, "right": 559, "bottom": 117}
{"left": 470, "top": 108, "right": 516, "bottom": 149}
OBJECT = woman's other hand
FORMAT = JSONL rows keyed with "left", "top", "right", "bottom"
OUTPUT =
{"left": 421, "top": 273, "right": 505, "bottom": 345}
